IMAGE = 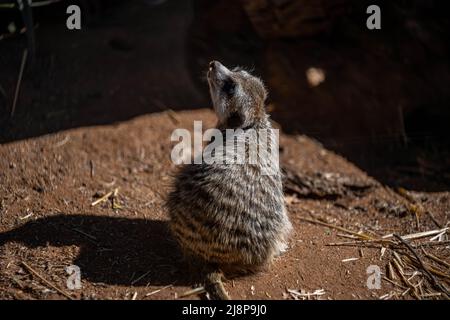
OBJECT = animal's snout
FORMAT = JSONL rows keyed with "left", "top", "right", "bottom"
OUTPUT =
{"left": 209, "top": 60, "right": 226, "bottom": 73}
{"left": 209, "top": 60, "right": 223, "bottom": 72}
{"left": 208, "top": 61, "right": 229, "bottom": 81}
{"left": 209, "top": 61, "right": 217, "bottom": 71}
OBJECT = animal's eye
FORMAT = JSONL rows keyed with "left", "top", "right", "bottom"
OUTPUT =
{"left": 222, "top": 78, "right": 236, "bottom": 96}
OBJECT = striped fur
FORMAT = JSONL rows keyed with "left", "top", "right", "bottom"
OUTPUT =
{"left": 167, "top": 62, "right": 291, "bottom": 275}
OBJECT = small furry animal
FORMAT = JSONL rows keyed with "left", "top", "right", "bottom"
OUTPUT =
{"left": 167, "top": 61, "right": 292, "bottom": 299}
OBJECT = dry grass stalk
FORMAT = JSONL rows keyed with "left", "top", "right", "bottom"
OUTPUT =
{"left": 71, "top": 228, "right": 97, "bottom": 241}
{"left": 382, "top": 276, "right": 406, "bottom": 290}
{"left": 392, "top": 257, "right": 421, "bottom": 300}
{"left": 393, "top": 251, "right": 405, "bottom": 268}
{"left": 145, "top": 284, "right": 174, "bottom": 297}
{"left": 287, "top": 288, "right": 325, "bottom": 300}
{"left": 337, "top": 233, "right": 360, "bottom": 239}
{"left": 379, "top": 291, "right": 398, "bottom": 300}
{"left": 131, "top": 269, "right": 151, "bottom": 285}
{"left": 394, "top": 234, "right": 450, "bottom": 298}
{"left": 112, "top": 188, "right": 122, "bottom": 209}
{"left": 422, "top": 292, "right": 442, "bottom": 298}
{"left": 298, "top": 217, "right": 374, "bottom": 241}
{"left": 403, "top": 255, "right": 450, "bottom": 281}
{"left": 388, "top": 262, "right": 396, "bottom": 281}
{"left": 383, "top": 228, "right": 448, "bottom": 241}
{"left": 11, "top": 49, "right": 28, "bottom": 117}
{"left": 91, "top": 190, "right": 114, "bottom": 206}
{"left": 21, "top": 261, "right": 74, "bottom": 300}
{"left": 421, "top": 248, "right": 450, "bottom": 269}
{"left": 166, "top": 109, "right": 180, "bottom": 125}
{"left": 91, "top": 188, "right": 120, "bottom": 208}
{"left": 179, "top": 286, "right": 206, "bottom": 298}
{"left": 429, "top": 230, "right": 447, "bottom": 242}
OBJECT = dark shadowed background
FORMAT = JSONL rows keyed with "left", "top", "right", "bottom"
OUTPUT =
{"left": 0, "top": 0, "right": 449, "bottom": 191}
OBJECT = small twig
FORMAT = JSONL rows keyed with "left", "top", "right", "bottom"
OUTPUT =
{"left": 54, "top": 135, "right": 70, "bottom": 148}
{"left": 336, "top": 233, "right": 359, "bottom": 240}
{"left": 383, "top": 228, "right": 448, "bottom": 241}
{"left": 91, "top": 190, "right": 114, "bottom": 206}
{"left": 429, "top": 230, "right": 447, "bottom": 242}
{"left": 21, "top": 261, "right": 74, "bottom": 300}
{"left": 72, "top": 228, "right": 97, "bottom": 241}
{"left": 298, "top": 217, "right": 375, "bottom": 241}
{"left": 421, "top": 248, "right": 450, "bottom": 269}
{"left": 89, "top": 160, "right": 95, "bottom": 178}
{"left": 382, "top": 276, "right": 406, "bottom": 290}
{"left": 112, "top": 188, "right": 121, "bottom": 209}
{"left": 19, "top": 212, "right": 33, "bottom": 220}
{"left": 11, "top": 48, "right": 28, "bottom": 117}
{"left": 327, "top": 242, "right": 384, "bottom": 249}
{"left": 131, "top": 270, "right": 152, "bottom": 285}
{"left": 426, "top": 211, "right": 443, "bottom": 229}
{"left": 145, "top": 284, "right": 174, "bottom": 297}
{"left": 415, "top": 209, "right": 420, "bottom": 230}
{"left": 392, "top": 257, "right": 421, "bottom": 299}
{"left": 327, "top": 239, "right": 450, "bottom": 249}
{"left": 165, "top": 109, "right": 180, "bottom": 125}
{"left": 388, "top": 262, "right": 397, "bottom": 281}
{"left": 403, "top": 254, "right": 450, "bottom": 281}
{"left": 378, "top": 292, "right": 392, "bottom": 300}
{"left": 287, "top": 288, "right": 326, "bottom": 300}
{"left": 393, "top": 234, "right": 450, "bottom": 298}
{"left": 179, "top": 286, "right": 206, "bottom": 298}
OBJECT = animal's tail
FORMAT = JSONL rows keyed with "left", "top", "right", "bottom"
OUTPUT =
{"left": 205, "top": 271, "right": 230, "bottom": 300}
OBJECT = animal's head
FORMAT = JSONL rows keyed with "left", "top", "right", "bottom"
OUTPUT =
{"left": 207, "top": 61, "right": 268, "bottom": 128}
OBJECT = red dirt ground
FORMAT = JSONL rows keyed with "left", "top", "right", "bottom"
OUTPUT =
{"left": 0, "top": 109, "right": 448, "bottom": 300}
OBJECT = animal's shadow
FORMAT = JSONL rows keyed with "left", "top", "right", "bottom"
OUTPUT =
{"left": 0, "top": 214, "right": 196, "bottom": 287}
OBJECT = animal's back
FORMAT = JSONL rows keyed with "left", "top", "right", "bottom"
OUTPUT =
{"left": 167, "top": 127, "right": 291, "bottom": 272}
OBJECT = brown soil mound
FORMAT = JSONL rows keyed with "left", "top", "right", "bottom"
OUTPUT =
{"left": 1, "top": 109, "right": 448, "bottom": 300}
